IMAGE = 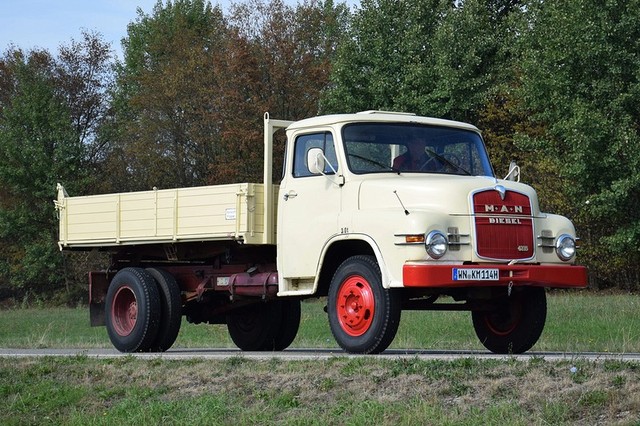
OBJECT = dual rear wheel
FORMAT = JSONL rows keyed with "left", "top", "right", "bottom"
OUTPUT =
{"left": 105, "top": 267, "right": 302, "bottom": 353}
{"left": 226, "top": 299, "right": 301, "bottom": 351}
{"left": 105, "top": 267, "right": 181, "bottom": 353}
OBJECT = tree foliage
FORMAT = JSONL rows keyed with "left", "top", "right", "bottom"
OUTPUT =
{"left": 1, "top": 0, "right": 640, "bottom": 302}
{"left": 515, "top": 0, "right": 640, "bottom": 288}
{"left": 322, "top": 0, "right": 518, "bottom": 121}
{"left": 106, "top": 0, "right": 348, "bottom": 189}
{"left": 0, "top": 32, "right": 113, "bottom": 301}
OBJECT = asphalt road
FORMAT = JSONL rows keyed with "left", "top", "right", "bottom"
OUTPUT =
{"left": 1, "top": 348, "right": 639, "bottom": 362}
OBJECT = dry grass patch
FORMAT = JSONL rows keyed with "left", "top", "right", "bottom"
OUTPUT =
{"left": 3, "top": 355, "right": 640, "bottom": 424}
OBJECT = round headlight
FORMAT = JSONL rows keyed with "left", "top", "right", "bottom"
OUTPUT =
{"left": 425, "top": 231, "right": 448, "bottom": 259}
{"left": 555, "top": 234, "right": 576, "bottom": 261}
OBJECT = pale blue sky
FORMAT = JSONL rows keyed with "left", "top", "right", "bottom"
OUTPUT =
{"left": 0, "top": 0, "right": 358, "bottom": 59}
{"left": 1, "top": 0, "right": 159, "bottom": 58}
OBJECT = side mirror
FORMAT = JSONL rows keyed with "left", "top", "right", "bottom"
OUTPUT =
{"left": 504, "top": 160, "right": 520, "bottom": 182}
{"left": 307, "top": 147, "right": 325, "bottom": 175}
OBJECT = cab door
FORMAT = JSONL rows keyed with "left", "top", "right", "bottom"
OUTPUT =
{"left": 277, "top": 131, "right": 341, "bottom": 281}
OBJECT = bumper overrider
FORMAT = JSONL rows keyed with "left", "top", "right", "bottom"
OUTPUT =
{"left": 403, "top": 263, "right": 588, "bottom": 288}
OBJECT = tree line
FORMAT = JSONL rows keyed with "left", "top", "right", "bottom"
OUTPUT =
{"left": 0, "top": 0, "right": 638, "bottom": 304}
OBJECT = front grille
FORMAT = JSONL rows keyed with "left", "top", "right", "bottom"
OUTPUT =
{"left": 473, "top": 189, "right": 534, "bottom": 260}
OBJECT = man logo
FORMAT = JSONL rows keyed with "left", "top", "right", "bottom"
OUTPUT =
{"left": 484, "top": 205, "right": 524, "bottom": 214}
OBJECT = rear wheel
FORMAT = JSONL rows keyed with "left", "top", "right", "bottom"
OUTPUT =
{"left": 227, "top": 299, "right": 302, "bottom": 351}
{"left": 472, "top": 287, "right": 547, "bottom": 354}
{"left": 273, "top": 299, "right": 301, "bottom": 351}
{"left": 145, "top": 268, "right": 182, "bottom": 352}
{"left": 327, "top": 255, "right": 401, "bottom": 354}
{"left": 105, "top": 268, "right": 161, "bottom": 352}
{"left": 227, "top": 302, "right": 281, "bottom": 351}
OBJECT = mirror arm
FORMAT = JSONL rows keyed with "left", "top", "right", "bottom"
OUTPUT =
{"left": 504, "top": 160, "right": 520, "bottom": 182}
{"left": 317, "top": 153, "right": 344, "bottom": 187}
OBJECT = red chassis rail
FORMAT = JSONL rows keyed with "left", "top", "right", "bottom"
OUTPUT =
{"left": 403, "top": 263, "right": 588, "bottom": 288}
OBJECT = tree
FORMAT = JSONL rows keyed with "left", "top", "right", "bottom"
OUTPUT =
{"left": 222, "top": 0, "right": 349, "bottom": 183}
{"left": 321, "top": 0, "right": 519, "bottom": 122}
{"left": 231, "top": 0, "right": 349, "bottom": 120}
{"left": 429, "top": 0, "right": 521, "bottom": 122}
{"left": 322, "top": 0, "right": 444, "bottom": 114}
{"left": 516, "top": 0, "right": 640, "bottom": 288}
{"left": 0, "top": 32, "right": 114, "bottom": 303}
{"left": 56, "top": 31, "right": 115, "bottom": 165}
{"left": 107, "top": 0, "right": 229, "bottom": 190}
{"left": 110, "top": 0, "right": 349, "bottom": 187}
{"left": 0, "top": 49, "right": 83, "bottom": 300}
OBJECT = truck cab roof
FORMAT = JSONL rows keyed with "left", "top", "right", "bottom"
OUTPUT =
{"left": 287, "top": 111, "right": 481, "bottom": 133}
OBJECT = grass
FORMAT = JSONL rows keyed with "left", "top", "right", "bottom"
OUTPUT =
{"left": 1, "top": 291, "right": 640, "bottom": 352}
{"left": 2, "top": 355, "right": 640, "bottom": 424}
{"left": 2, "top": 292, "right": 640, "bottom": 424}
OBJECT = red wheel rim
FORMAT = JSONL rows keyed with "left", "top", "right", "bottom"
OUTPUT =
{"left": 336, "top": 275, "right": 375, "bottom": 337}
{"left": 111, "top": 286, "right": 138, "bottom": 336}
{"left": 483, "top": 301, "right": 523, "bottom": 336}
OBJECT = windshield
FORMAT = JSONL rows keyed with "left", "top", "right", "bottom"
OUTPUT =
{"left": 342, "top": 123, "right": 494, "bottom": 177}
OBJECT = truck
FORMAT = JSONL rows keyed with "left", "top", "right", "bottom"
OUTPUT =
{"left": 55, "top": 111, "right": 588, "bottom": 354}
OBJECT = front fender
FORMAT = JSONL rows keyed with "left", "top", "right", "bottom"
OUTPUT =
{"left": 314, "top": 233, "right": 398, "bottom": 291}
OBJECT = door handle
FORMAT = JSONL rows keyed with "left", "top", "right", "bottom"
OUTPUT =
{"left": 283, "top": 190, "right": 298, "bottom": 201}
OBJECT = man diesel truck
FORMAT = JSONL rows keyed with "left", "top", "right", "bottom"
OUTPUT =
{"left": 55, "top": 111, "right": 587, "bottom": 354}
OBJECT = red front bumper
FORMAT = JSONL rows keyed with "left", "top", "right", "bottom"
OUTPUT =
{"left": 403, "top": 263, "right": 588, "bottom": 288}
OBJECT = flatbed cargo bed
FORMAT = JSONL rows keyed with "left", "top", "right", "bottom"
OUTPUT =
{"left": 55, "top": 183, "right": 277, "bottom": 248}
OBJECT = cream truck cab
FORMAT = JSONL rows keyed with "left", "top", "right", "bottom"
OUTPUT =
{"left": 56, "top": 111, "right": 587, "bottom": 354}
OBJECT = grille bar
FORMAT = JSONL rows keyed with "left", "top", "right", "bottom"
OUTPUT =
{"left": 473, "top": 189, "right": 534, "bottom": 260}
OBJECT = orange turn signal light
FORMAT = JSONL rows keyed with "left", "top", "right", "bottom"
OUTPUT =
{"left": 405, "top": 235, "right": 425, "bottom": 244}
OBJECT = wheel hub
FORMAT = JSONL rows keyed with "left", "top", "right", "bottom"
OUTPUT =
{"left": 484, "top": 296, "right": 524, "bottom": 336}
{"left": 112, "top": 286, "right": 138, "bottom": 337}
{"left": 336, "top": 275, "right": 375, "bottom": 337}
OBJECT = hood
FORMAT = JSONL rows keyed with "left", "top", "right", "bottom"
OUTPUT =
{"left": 357, "top": 175, "right": 540, "bottom": 216}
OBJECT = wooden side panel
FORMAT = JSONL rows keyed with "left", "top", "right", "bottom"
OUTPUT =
{"left": 58, "top": 183, "right": 279, "bottom": 248}
{"left": 65, "top": 194, "right": 118, "bottom": 241}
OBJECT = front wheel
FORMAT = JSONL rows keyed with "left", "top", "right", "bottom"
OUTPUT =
{"left": 327, "top": 255, "right": 401, "bottom": 354}
{"left": 472, "top": 287, "right": 547, "bottom": 354}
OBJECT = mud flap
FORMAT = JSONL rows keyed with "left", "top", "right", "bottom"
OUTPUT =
{"left": 89, "top": 271, "right": 114, "bottom": 326}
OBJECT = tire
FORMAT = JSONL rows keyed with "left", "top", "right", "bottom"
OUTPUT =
{"left": 226, "top": 302, "right": 283, "bottom": 351}
{"left": 273, "top": 299, "right": 301, "bottom": 351}
{"left": 105, "top": 267, "right": 161, "bottom": 352}
{"left": 472, "top": 287, "right": 547, "bottom": 354}
{"left": 145, "top": 268, "right": 182, "bottom": 352}
{"left": 327, "top": 255, "right": 401, "bottom": 354}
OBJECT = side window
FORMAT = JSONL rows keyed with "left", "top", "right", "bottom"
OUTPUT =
{"left": 293, "top": 132, "right": 338, "bottom": 177}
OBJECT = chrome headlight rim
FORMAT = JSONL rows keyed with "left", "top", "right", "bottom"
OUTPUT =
{"left": 555, "top": 234, "right": 576, "bottom": 261}
{"left": 425, "top": 230, "right": 448, "bottom": 259}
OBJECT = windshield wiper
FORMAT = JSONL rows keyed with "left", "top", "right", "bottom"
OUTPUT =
{"left": 425, "top": 149, "right": 472, "bottom": 176}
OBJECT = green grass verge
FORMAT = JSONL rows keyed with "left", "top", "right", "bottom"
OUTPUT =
{"left": 2, "top": 292, "right": 640, "bottom": 424}
{"left": 2, "top": 355, "right": 640, "bottom": 424}
{"left": 1, "top": 292, "right": 639, "bottom": 352}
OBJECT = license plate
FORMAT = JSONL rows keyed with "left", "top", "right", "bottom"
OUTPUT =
{"left": 452, "top": 268, "right": 499, "bottom": 281}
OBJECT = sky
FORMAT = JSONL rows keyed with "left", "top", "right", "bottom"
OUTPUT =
{"left": 0, "top": 0, "right": 358, "bottom": 60}
{"left": 1, "top": 0, "right": 159, "bottom": 58}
